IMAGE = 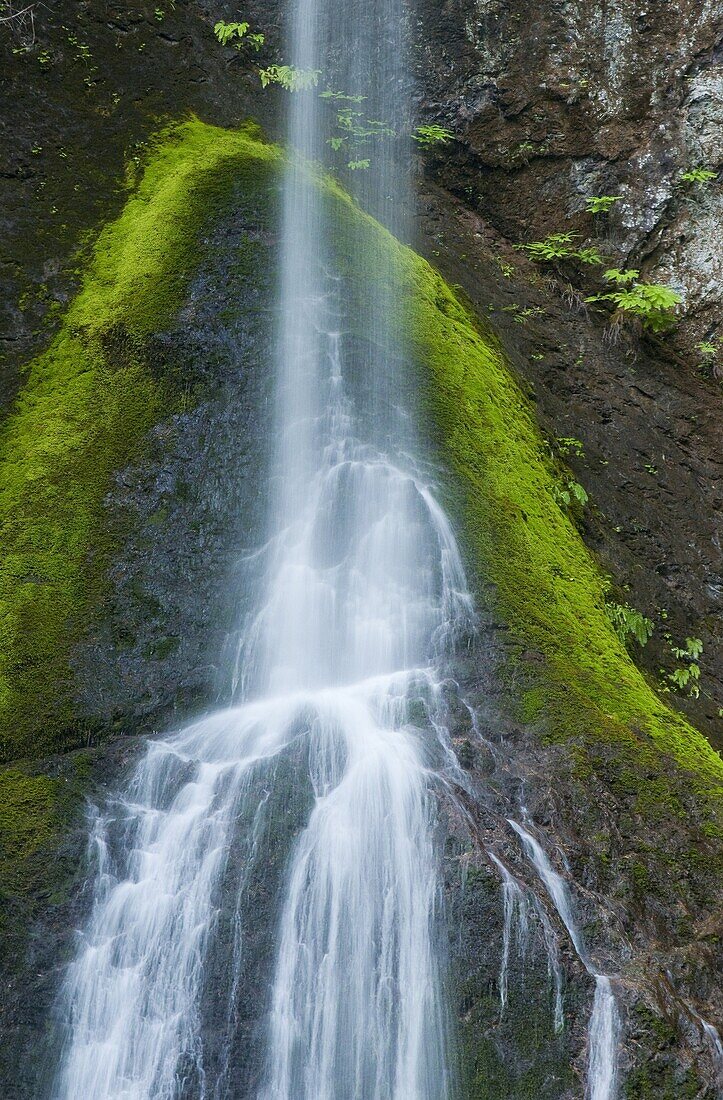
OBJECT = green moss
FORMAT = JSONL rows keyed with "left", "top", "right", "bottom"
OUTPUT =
{"left": 2, "top": 111, "right": 721, "bottom": 883}
{"left": 407, "top": 269, "right": 723, "bottom": 819}
{"left": 0, "top": 760, "right": 94, "bottom": 968}
{"left": 320, "top": 184, "right": 723, "bottom": 853}
{"left": 0, "top": 770, "right": 61, "bottom": 897}
{"left": 624, "top": 1063, "right": 700, "bottom": 1099}
{"left": 458, "top": 976, "right": 573, "bottom": 1099}
{"left": 0, "top": 119, "right": 281, "bottom": 760}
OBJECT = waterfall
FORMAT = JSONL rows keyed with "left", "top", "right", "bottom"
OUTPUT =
{"left": 701, "top": 1020, "right": 723, "bottom": 1091}
{"left": 509, "top": 820, "right": 621, "bottom": 1100}
{"left": 489, "top": 854, "right": 530, "bottom": 1015}
{"left": 45, "top": 0, "right": 632, "bottom": 1089}
{"left": 51, "top": 0, "right": 469, "bottom": 1096}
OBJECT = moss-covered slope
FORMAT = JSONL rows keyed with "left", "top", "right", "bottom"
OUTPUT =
{"left": 327, "top": 183, "right": 723, "bottom": 834}
{"left": 409, "top": 265, "right": 723, "bottom": 827}
{"left": 0, "top": 120, "right": 281, "bottom": 761}
{"left": 2, "top": 110, "right": 721, "bottom": 838}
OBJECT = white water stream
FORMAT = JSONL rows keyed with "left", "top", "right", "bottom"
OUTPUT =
{"left": 52, "top": 0, "right": 469, "bottom": 1096}
{"left": 48, "top": 0, "right": 634, "bottom": 1093}
{"left": 509, "top": 820, "right": 621, "bottom": 1100}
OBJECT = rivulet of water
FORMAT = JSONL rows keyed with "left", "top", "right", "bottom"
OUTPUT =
{"left": 509, "top": 820, "right": 620, "bottom": 1100}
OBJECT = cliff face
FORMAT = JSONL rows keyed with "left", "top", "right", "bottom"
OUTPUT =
{"left": 416, "top": 0, "right": 723, "bottom": 352}
{"left": 0, "top": 3, "right": 721, "bottom": 1098}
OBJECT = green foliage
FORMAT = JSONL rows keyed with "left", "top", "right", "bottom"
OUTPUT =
{"left": 586, "top": 270, "right": 682, "bottom": 332}
{"left": 602, "top": 267, "right": 639, "bottom": 285}
{"left": 606, "top": 602, "right": 654, "bottom": 647}
{"left": 319, "top": 89, "right": 366, "bottom": 103}
{"left": 319, "top": 101, "right": 395, "bottom": 170}
{"left": 501, "top": 304, "right": 543, "bottom": 323}
{"left": 339, "top": 112, "right": 394, "bottom": 139}
{"left": 553, "top": 479, "right": 588, "bottom": 509}
{"left": 213, "top": 20, "right": 264, "bottom": 50}
{"left": 556, "top": 436, "right": 585, "bottom": 458}
{"left": 576, "top": 246, "right": 604, "bottom": 265}
{"left": 680, "top": 166, "right": 717, "bottom": 186}
{"left": 662, "top": 637, "right": 704, "bottom": 698}
{"left": 259, "top": 65, "right": 320, "bottom": 90}
{"left": 668, "top": 664, "right": 701, "bottom": 696}
{"left": 515, "top": 232, "right": 604, "bottom": 266}
{"left": 412, "top": 124, "right": 454, "bottom": 147}
{"left": 674, "top": 637, "right": 703, "bottom": 660}
{"left": 696, "top": 337, "right": 722, "bottom": 380}
{"left": 516, "top": 232, "right": 576, "bottom": 261}
{"left": 585, "top": 195, "right": 622, "bottom": 214}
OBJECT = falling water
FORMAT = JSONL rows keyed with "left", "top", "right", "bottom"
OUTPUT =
{"left": 489, "top": 854, "right": 530, "bottom": 1015}
{"left": 46, "top": 0, "right": 635, "bottom": 1089}
{"left": 489, "top": 853, "right": 564, "bottom": 1032}
{"left": 509, "top": 820, "right": 621, "bottom": 1100}
{"left": 51, "top": 0, "right": 471, "bottom": 1096}
{"left": 701, "top": 1020, "right": 723, "bottom": 1092}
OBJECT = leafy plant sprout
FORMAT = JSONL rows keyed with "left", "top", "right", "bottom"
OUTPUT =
{"left": 585, "top": 195, "right": 622, "bottom": 215}
{"left": 412, "top": 124, "right": 454, "bottom": 147}
{"left": 259, "top": 65, "right": 321, "bottom": 90}
{"left": 557, "top": 437, "right": 585, "bottom": 458}
{"left": 214, "top": 20, "right": 265, "bottom": 51}
{"left": 605, "top": 602, "right": 654, "bottom": 648}
{"left": 662, "top": 637, "right": 704, "bottom": 698}
{"left": 586, "top": 269, "right": 682, "bottom": 333}
{"left": 679, "top": 167, "right": 717, "bottom": 187}
{"left": 515, "top": 233, "right": 604, "bottom": 266}
{"left": 553, "top": 479, "right": 588, "bottom": 509}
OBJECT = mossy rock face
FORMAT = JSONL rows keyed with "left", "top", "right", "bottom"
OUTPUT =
{"left": 0, "top": 739, "right": 147, "bottom": 1095}
{"left": 0, "top": 118, "right": 721, "bottom": 1095}
{"left": 445, "top": 856, "right": 585, "bottom": 1100}
{"left": 0, "top": 120, "right": 281, "bottom": 761}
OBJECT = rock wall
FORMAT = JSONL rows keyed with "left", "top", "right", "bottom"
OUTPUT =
{"left": 415, "top": 0, "right": 723, "bottom": 352}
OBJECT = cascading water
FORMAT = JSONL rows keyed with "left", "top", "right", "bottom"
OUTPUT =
{"left": 489, "top": 852, "right": 564, "bottom": 1033}
{"left": 47, "top": 0, "right": 631, "bottom": 1092}
{"left": 51, "top": 0, "right": 471, "bottom": 1097}
{"left": 509, "top": 820, "right": 621, "bottom": 1100}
